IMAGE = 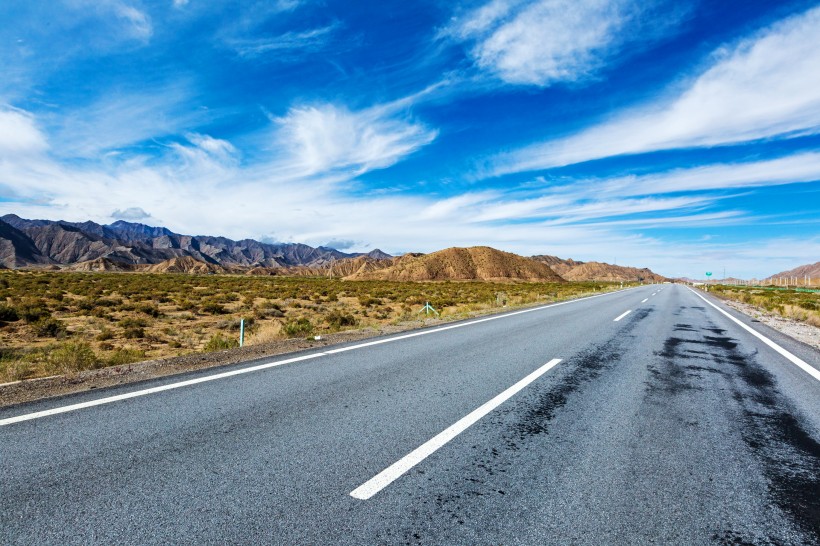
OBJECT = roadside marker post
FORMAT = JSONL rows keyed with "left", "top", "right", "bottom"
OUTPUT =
{"left": 418, "top": 302, "right": 439, "bottom": 316}
{"left": 240, "top": 319, "right": 245, "bottom": 347}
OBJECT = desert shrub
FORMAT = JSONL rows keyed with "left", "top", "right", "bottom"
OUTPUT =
{"left": 325, "top": 310, "right": 357, "bottom": 330}
{"left": 201, "top": 302, "right": 227, "bottom": 315}
{"left": 358, "top": 296, "right": 382, "bottom": 307}
{"left": 283, "top": 317, "right": 313, "bottom": 337}
{"left": 798, "top": 300, "right": 818, "bottom": 311}
{"left": 18, "top": 301, "right": 49, "bottom": 323}
{"left": 34, "top": 318, "right": 67, "bottom": 338}
{"left": 255, "top": 304, "right": 285, "bottom": 319}
{"left": 119, "top": 317, "right": 147, "bottom": 328}
{"left": 123, "top": 326, "right": 145, "bottom": 339}
{"left": 137, "top": 303, "right": 162, "bottom": 317}
{"left": 204, "top": 333, "right": 238, "bottom": 352}
{"left": 96, "top": 328, "right": 114, "bottom": 341}
{"left": 49, "top": 342, "right": 98, "bottom": 372}
{"left": 106, "top": 348, "right": 145, "bottom": 366}
{"left": 0, "top": 304, "right": 19, "bottom": 322}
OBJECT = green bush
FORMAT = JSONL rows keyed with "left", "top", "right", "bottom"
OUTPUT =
{"left": 106, "top": 348, "right": 145, "bottom": 366}
{"left": 18, "top": 301, "right": 49, "bottom": 323}
{"left": 283, "top": 317, "right": 313, "bottom": 337}
{"left": 119, "top": 317, "right": 147, "bottom": 328}
{"left": 137, "top": 303, "right": 162, "bottom": 317}
{"left": 49, "top": 342, "right": 98, "bottom": 372}
{"left": 0, "top": 304, "right": 19, "bottom": 322}
{"left": 204, "top": 333, "right": 238, "bottom": 352}
{"left": 34, "top": 318, "right": 67, "bottom": 338}
{"left": 325, "top": 310, "right": 357, "bottom": 330}
{"left": 201, "top": 302, "right": 227, "bottom": 315}
{"left": 123, "top": 326, "right": 145, "bottom": 339}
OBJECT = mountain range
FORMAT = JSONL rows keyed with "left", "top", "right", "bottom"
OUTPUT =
{"left": 0, "top": 214, "right": 667, "bottom": 282}
{"left": 769, "top": 261, "right": 820, "bottom": 280}
{"left": 0, "top": 214, "right": 387, "bottom": 270}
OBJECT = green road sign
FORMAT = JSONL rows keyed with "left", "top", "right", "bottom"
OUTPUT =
{"left": 705, "top": 272, "right": 712, "bottom": 276}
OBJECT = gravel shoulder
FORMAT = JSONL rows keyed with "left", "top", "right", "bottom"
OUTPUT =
{"left": 714, "top": 295, "right": 820, "bottom": 350}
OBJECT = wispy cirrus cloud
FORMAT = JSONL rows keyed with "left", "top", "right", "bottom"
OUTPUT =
{"left": 228, "top": 23, "right": 340, "bottom": 59}
{"left": 272, "top": 100, "right": 438, "bottom": 175}
{"left": 491, "top": 5, "right": 820, "bottom": 173}
{"left": 46, "top": 83, "right": 203, "bottom": 159}
{"left": 444, "top": 0, "right": 680, "bottom": 86}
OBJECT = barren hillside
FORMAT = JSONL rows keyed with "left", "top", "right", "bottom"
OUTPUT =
{"left": 770, "top": 261, "right": 820, "bottom": 279}
{"left": 348, "top": 247, "right": 565, "bottom": 282}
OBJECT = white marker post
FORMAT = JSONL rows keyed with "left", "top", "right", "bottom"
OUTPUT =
{"left": 240, "top": 319, "right": 245, "bottom": 347}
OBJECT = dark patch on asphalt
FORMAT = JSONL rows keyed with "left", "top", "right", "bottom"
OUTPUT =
{"left": 399, "top": 309, "right": 654, "bottom": 543}
{"left": 731, "top": 367, "right": 820, "bottom": 543}
{"left": 651, "top": 318, "right": 820, "bottom": 542}
{"left": 712, "top": 529, "right": 781, "bottom": 545}
{"left": 512, "top": 343, "right": 620, "bottom": 439}
{"left": 512, "top": 307, "right": 651, "bottom": 440}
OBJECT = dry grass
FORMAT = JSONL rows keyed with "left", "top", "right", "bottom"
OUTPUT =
{"left": 710, "top": 285, "right": 820, "bottom": 327}
{"left": 0, "top": 270, "right": 628, "bottom": 382}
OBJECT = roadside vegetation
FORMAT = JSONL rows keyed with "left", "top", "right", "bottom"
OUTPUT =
{"left": 0, "top": 271, "right": 628, "bottom": 382}
{"left": 709, "top": 284, "right": 820, "bottom": 327}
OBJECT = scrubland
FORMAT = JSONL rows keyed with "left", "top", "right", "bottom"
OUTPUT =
{"left": 709, "top": 284, "right": 820, "bottom": 327}
{"left": 0, "top": 271, "right": 624, "bottom": 382}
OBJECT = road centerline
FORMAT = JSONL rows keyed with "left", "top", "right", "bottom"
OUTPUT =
{"left": 613, "top": 310, "right": 632, "bottom": 322}
{"left": 641, "top": 298, "right": 649, "bottom": 303}
{"left": 349, "top": 358, "right": 563, "bottom": 500}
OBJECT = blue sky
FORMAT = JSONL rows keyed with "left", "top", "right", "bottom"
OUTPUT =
{"left": 1, "top": 0, "right": 819, "bottom": 278}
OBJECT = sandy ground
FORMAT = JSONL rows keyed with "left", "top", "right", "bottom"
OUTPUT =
{"left": 718, "top": 298, "right": 820, "bottom": 351}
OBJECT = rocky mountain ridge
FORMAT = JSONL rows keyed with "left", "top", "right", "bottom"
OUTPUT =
{"left": 0, "top": 214, "right": 667, "bottom": 282}
{"left": 769, "top": 261, "right": 820, "bottom": 279}
{"left": 0, "top": 214, "right": 389, "bottom": 270}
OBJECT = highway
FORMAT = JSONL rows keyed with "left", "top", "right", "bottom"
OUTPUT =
{"left": 2, "top": 284, "right": 819, "bottom": 544}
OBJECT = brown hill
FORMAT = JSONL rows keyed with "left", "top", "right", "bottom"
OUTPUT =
{"left": 770, "top": 261, "right": 820, "bottom": 279}
{"left": 145, "top": 257, "right": 227, "bottom": 274}
{"left": 530, "top": 255, "right": 583, "bottom": 269}
{"left": 66, "top": 258, "right": 136, "bottom": 272}
{"left": 557, "top": 261, "right": 665, "bottom": 283}
{"left": 348, "top": 247, "right": 565, "bottom": 282}
{"left": 531, "top": 255, "right": 665, "bottom": 282}
{"left": 328, "top": 256, "right": 392, "bottom": 278}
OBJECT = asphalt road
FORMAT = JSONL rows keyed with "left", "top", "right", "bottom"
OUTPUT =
{"left": 2, "top": 284, "right": 819, "bottom": 545}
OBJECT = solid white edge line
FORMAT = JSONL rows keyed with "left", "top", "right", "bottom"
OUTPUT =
{"left": 2, "top": 287, "right": 637, "bottom": 426}
{"left": 349, "top": 358, "right": 563, "bottom": 500}
{"left": 613, "top": 310, "right": 632, "bottom": 322}
{"left": 325, "top": 288, "right": 634, "bottom": 355}
{"left": 0, "top": 353, "right": 328, "bottom": 426}
{"left": 687, "top": 287, "right": 820, "bottom": 382}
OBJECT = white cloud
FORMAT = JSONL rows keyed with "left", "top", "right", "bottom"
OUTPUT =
{"left": 111, "top": 207, "right": 151, "bottom": 221}
{"left": 1, "top": 104, "right": 817, "bottom": 279}
{"left": 113, "top": 3, "right": 152, "bottom": 40}
{"left": 562, "top": 152, "right": 820, "bottom": 198}
{"left": 172, "top": 0, "right": 189, "bottom": 7}
{"left": 274, "top": 102, "right": 437, "bottom": 175}
{"left": 446, "top": 0, "right": 654, "bottom": 86}
{"left": 0, "top": 107, "right": 48, "bottom": 156}
{"left": 492, "top": 5, "right": 820, "bottom": 173}
{"left": 229, "top": 23, "right": 339, "bottom": 58}
{"left": 48, "top": 84, "right": 201, "bottom": 158}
